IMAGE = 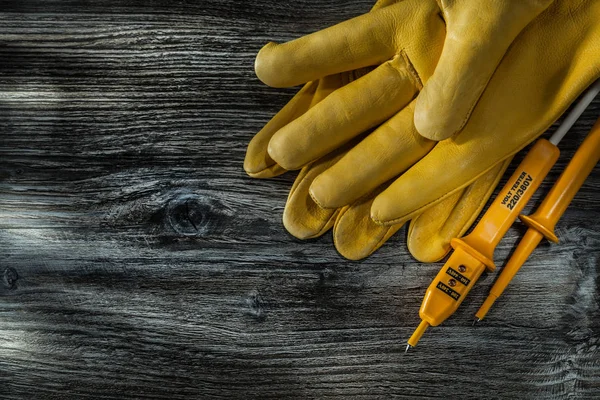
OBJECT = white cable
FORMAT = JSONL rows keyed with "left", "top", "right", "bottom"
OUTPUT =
{"left": 549, "top": 78, "right": 600, "bottom": 146}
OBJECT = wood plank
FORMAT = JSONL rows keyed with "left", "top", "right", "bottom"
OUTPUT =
{"left": 0, "top": 1, "right": 599, "bottom": 398}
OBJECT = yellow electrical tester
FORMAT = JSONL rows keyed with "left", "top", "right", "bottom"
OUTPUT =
{"left": 408, "top": 139, "right": 559, "bottom": 348}
{"left": 406, "top": 78, "right": 600, "bottom": 351}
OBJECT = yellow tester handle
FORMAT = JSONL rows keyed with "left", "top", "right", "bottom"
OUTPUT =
{"left": 521, "top": 117, "right": 600, "bottom": 242}
{"left": 476, "top": 117, "right": 600, "bottom": 320}
{"left": 452, "top": 139, "right": 561, "bottom": 270}
{"left": 408, "top": 139, "right": 559, "bottom": 348}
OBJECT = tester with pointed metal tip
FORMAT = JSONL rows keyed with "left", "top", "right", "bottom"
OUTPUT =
{"left": 406, "top": 78, "right": 600, "bottom": 350}
{"left": 475, "top": 116, "right": 600, "bottom": 322}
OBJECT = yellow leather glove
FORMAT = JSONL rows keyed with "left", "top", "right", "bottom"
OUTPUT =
{"left": 245, "top": 0, "right": 513, "bottom": 261}
{"left": 255, "top": 0, "right": 555, "bottom": 145}
{"left": 284, "top": 145, "right": 511, "bottom": 260}
{"left": 252, "top": 0, "right": 600, "bottom": 231}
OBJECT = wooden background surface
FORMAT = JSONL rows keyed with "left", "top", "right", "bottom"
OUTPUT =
{"left": 1, "top": 1, "right": 599, "bottom": 398}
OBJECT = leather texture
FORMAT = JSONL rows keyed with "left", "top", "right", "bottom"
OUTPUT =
{"left": 248, "top": 0, "right": 600, "bottom": 238}
{"left": 244, "top": 0, "right": 515, "bottom": 262}
{"left": 370, "top": 0, "right": 600, "bottom": 226}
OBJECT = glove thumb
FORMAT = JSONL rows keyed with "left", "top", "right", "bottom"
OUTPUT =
{"left": 414, "top": 0, "right": 552, "bottom": 141}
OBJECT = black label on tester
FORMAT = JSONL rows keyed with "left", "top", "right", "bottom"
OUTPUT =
{"left": 436, "top": 282, "right": 460, "bottom": 301}
{"left": 446, "top": 267, "right": 471, "bottom": 286}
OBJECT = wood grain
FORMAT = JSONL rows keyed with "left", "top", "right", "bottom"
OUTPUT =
{"left": 0, "top": 1, "right": 599, "bottom": 399}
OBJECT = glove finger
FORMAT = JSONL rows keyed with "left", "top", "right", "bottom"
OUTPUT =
{"left": 407, "top": 157, "right": 512, "bottom": 262}
{"left": 283, "top": 146, "right": 348, "bottom": 239}
{"left": 370, "top": 135, "right": 517, "bottom": 227}
{"left": 268, "top": 55, "right": 419, "bottom": 171}
{"left": 255, "top": 7, "right": 400, "bottom": 88}
{"left": 414, "top": 0, "right": 553, "bottom": 141}
{"left": 244, "top": 81, "right": 317, "bottom": 178}
{"left": 245, "top": 72, "right": 351, "bottom": 178}
{"left": 333, "top": 184, "right": 404, "bottom": 261}
{"left": 309, "top": 100, "right": 434, "bottom": 209}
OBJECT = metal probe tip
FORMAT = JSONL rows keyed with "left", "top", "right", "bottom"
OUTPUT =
{"left": 405, "top": 344, "right": 411, "bottom": 353}
{"left": 407, "top": 320, "right": 430, "bottom": 350}
{"left": 472, "top": 318, "right": 480, "bottom": 326}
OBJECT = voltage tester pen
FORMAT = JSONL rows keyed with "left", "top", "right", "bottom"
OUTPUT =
{"left": 475, "top": 115, "right": 600, "bottom": 322}
{"left": 406, "top": 78, "right": 600, "bottom": 351}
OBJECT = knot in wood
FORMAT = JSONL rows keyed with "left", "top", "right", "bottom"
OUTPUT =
{"left": 166, "top": 194, "right": 222, "bottom": 237}
{"left": 245, "top": 290, "right": 265, "bottom": 321}
{"left": 2, "top": 267, "right": 18, "bottom": 289}
{"left": 319, "top": 268, "right": 335, "bottom": 282}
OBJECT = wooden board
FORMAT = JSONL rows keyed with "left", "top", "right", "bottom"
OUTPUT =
{"left": 1, "top": 1, "right": 599, "bottom": 398}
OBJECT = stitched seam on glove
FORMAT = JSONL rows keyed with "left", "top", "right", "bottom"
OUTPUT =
{"left": 285, "top": 55, "right": 421, "bottom": 173}
{"left": 399, "top": 50, "right": 423, "bottom": 90}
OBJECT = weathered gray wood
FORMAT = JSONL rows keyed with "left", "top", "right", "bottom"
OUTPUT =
{"left": 0, "top": 1, "right": 599, "bottom": 399}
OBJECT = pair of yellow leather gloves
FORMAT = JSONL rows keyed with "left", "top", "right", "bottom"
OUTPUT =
{"left": 244, "top": 0, "right": 600, "bottom": 262}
